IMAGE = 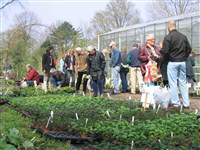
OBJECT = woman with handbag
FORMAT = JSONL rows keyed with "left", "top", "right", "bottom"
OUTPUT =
{"left": 138, "top": 34, "right": 161, "bottom": 83}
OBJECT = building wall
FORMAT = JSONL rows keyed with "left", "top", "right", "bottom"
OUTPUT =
{"left": 99, "top": 13, "right": 200, "bottom": 81}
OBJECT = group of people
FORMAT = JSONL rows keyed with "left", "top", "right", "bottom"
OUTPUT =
{"left": 21, "top": 20, "right": 196, "bottom": 108}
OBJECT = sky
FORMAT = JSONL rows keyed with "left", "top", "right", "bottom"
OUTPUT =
{"left": 1, "top": 0, "right": 148, "bottom": 32}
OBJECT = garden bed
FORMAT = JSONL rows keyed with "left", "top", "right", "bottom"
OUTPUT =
{"left": 7, "top": 94, "right": 200, "bottom": 149}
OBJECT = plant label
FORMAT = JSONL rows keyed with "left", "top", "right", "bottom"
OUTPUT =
{"left": 195, "top": 109, "right": 198, "bottom": 114}
{"left": 156, "top": 104, "right": 160, "bottom": 113}
{"left": 171, "top": 132, "right": 173, "bottom": 138}
{"left": 86, "top": 118, "right": 88, "bottom": 125}
{"left": 158, "top": 138, "right": 161, "bottom": 143}
{"left": 180, "top": 105, "right": 183, "bottom": 113}
{"left": 107, "top": 93, "right": 111, "bottom": 99}
{"left": 106, "top": 110, "right": 110, "bottom": 118}
{"left": 51, "top": 111, "right": 54, "bottom": 118}
{"left": 75, "top": 113, "right": 79, "bottom": 120}
{"left": 131, "top": 141, "right": 134, "bottom": 149}
{"left": 131, "top": 116, "right": 135, "bottom": 125}
{"left": 82, "top": 91, "right": 85, "bottom": 96}
{"left": 153, "top": 103, "right": 156, "bottom": 110}
{"left": 129, "top": 96, "right": 131, "bottom": 100}
{"left": 120, "top": 114, "right": 122, "bottom": 120}
{"left": 73, "top": 93, "right": 75, "bottom": 97}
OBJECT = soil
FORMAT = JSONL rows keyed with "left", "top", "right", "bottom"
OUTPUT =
{"left": 86, "top": 88, "right": 200, "bottom": 111}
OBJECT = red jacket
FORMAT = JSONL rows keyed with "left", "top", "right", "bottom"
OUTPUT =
{"left": 24, "top": 69, "right": 40, "bottom": 84}
{"left": 138, "top": 44, "right": 161, "bottom": 75}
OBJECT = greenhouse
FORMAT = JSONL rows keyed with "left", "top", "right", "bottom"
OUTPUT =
{"left": 98, "top": 12, "right": 200, "bottom": 81}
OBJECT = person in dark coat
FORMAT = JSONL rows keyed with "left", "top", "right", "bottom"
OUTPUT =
{"left": 65, "top": 49, "right": 76, "bottom": 87}
{"left": 120, "top": 47, "right": 129, "bottom": 93}
{"left": 162, "top": 20, "right": 192, "bottom": 109}
{"left": 186, "top": 51, "right": 196, "bottom": 90}
{"left": 42, "top": 47, "right": 55, "bottom": 81}
{"left": 50, "top": 68, "right": 67, "bottom": 88}
{"left": 158, "top": 40, "right": 169, "bottom": 86}
{"left": 87, "top": 46, "right": 106, "bottom": 97}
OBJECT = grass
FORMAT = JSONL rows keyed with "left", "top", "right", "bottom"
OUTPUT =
{"left": 0, "top": 105, "right": 72, "bottom": 150}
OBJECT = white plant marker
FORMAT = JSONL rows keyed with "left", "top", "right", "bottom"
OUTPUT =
{"left": 166, "top": 113, "right": 169, "bottom": 118}
{"left": 158, "top": 138, "right": 161, "bottom": 143}
{"left": 75, "top": 113, "right": 79, "bottom": 120}
{"left": 73, "top": 93, "right": 76, "bottom": 97}
{"left": 46, "top": 111, "right": 54, "bottom": 128}
{"left": 171, "top": 132, "right": 173, "bottom": 138}
{"left": 129, "top": 96, "right": 131, "bottom": 100}
{"left": 107, "top": 93, "right": 111, "bottom": 99}
{"left": 44, "top": 80, "right": 47, "bottom": 93}
{"left": 131, "top": 141, "right": 134, "bottom": 149}
{"left": 180, "top": 105, "right": 183, "bottom": 113}
{"left": 156, "top": 104, "right": 160, "bottom": 113}
{"left": 131, "top": 116, "right": 135, "bottom": 125}
{"left": 106, "top": 110, "right": 110, "bottom": 118}
{"left": 82, "top": 91, "right": 85, "bottom": 96}
{"left": 153, "top": 103, "right": 156, "bottom": 110}
{"left": 120, "top": 114, "right": 122, "bottom": 120}
{"left": 195, "top": 109, "right": 198, "bottom": 114}
{"left": 86, "top": 118, "right": 88, "bottom": 125}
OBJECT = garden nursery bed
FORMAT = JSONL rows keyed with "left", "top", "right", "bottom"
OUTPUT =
{"left": 5, "top": 90, "right": 200, "bottom": 149}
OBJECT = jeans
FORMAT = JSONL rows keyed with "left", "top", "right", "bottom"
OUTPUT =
{"left": 26, "top": 80, "right": 34, "bottom": 86}
{"left": 50, "top": 77, "right": 62, "bottom": 87}
{"left": 93, "top": 80, "right": 103, "bottom": 96}
{"left": 67, "top": 70, "right": 75, "bottom": 87}
{"left": 76, "top": 72, "right": 88, "bottom": 93}
{"left": 120, "top": 71, "right": 128, "bottom": 92}
{"left": 167, "top": 62, "right": 189, "bottom": 107}
{"left": 111, "top": 66, "right": 120, "bottom": 93}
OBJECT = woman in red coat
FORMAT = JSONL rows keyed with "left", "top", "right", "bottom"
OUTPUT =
{"left": 138, "top": 34, "right": 162, "bottom": 79}
{"left": 21, "top": 64, "right": 40, "bottom": 86}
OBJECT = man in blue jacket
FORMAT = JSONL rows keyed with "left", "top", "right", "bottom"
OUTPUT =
{"left": 109, "top": 41, "right": 121, "bottom": 94}
{"left": 127, "top": 43, "right": 142, "bottom": 94}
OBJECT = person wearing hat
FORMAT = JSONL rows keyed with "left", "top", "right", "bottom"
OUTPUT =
{"left": 50, "top": 68, "right": 67, "bottom": 88}
{"left": 109, "top": 41, "right": 121, "bottom": 94}
{"left": 21, "top": 64, "right": 40, "bottom": 86}
{"left": 87, "top": 46, "right": 106, "bottom": 97}
{"left": 75, "top": 47, "right": 88, "bottom": 94}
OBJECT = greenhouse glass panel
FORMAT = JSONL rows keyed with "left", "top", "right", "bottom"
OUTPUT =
{"left": 178, "top": 18, "right": 192, "bottom": 44}
{"left": 144, "top": 25, "right": 155, "bottom": 42}
{"left": 155, "top": 23, "right": 166, "bottom": 46}
{"left": 192, "top": 16, "right": 200, "bottom": 81}
{"left": 135, "top": 27, "right": 144, "bottom": 46}
{"left": 127, "top": 29, "right": 135, "bottom": 52}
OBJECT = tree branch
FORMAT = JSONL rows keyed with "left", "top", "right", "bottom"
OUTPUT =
{"left": 0, "top": 0, "right": 16, "bottom": 10}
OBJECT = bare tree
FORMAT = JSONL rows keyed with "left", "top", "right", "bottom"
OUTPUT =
{"left": 147, "top": 0, "right": 200, "bottom": 20}
{"left": 85, "top": 0, "right": 141, "bottom": 44}
{"left": 0, "top": 0, "right": 23, "bottom": 10}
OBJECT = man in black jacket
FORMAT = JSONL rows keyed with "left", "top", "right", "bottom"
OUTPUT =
{"left": 42, "top": 47, "right": 55, "bottom": 81}
{"left": 87, "top": 46, "right": 106, "bottom": 97}
{"left": 162, "top": 20, "right": 192, "bottom": 109}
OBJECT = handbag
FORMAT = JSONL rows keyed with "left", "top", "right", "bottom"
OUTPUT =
{"left": 144, "top": 60, "right": 158, "bottom": 82}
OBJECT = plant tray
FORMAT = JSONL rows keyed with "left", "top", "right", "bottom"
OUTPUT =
{"left": 31, "top": 125, "right": 93, "bottom": 143}
{"left": 0, "top": 100, "right": 9, "bottom": 105}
